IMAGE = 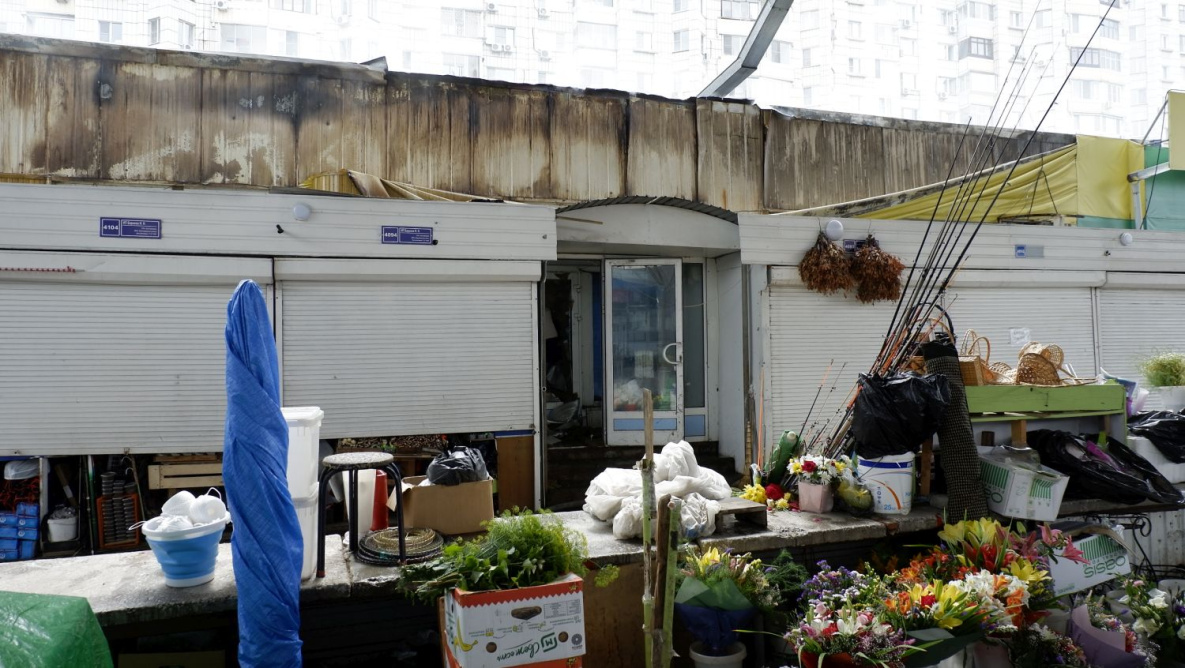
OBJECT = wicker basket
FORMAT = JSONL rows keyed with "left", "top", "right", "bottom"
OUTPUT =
{"left": 958, "top": 330, "right": 996, "bottom": 386}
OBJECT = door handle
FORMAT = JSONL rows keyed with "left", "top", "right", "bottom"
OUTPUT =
{"left": 662, "top": 342, "right": 682, "bottom": 365}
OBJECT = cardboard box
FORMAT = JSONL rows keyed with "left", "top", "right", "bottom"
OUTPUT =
{"left": 1048, "top": 531, "right": 1132, "bottom": 596}
{"left": 443, "top": 573, "right": 586, "bottom": 668}
{"left": 391, "top": 475, "right": 494, "bottom": 536}
{"left": 979, "top": 455, "right": 1069, "bottom": 521}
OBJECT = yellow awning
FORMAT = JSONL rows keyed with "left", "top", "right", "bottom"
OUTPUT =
{"left": 300, "top": 169, "right": 488, "bottom": 202}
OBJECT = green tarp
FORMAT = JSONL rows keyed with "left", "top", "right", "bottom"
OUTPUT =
{"left": 0, "top": 590, "right": 112, "bottom": 667}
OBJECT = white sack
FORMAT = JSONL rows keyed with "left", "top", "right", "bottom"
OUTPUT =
{"left": 584, "top": 495, "right": 625, "bottom": 522}
{"left": 693, "top": 467, "right": 732, "bottom": 500}
{"left": 613, "top": 497, "right": 644, "bottom": 539}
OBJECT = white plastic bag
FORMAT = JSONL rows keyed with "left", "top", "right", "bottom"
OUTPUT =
{"left": 584, "top": 495, "right": 625, "bottom": 522}
{"left": 680, "top": 493, "right": 719, "bottom": 539}
{"left": 613, "top": 497, "right": 644, "bottom": 539}
{"left": 662, "top": 441, "right": 701, "bottom": 477}
{"left": 585, "top": 468, "right": 642, "bottom": 498}
{"left": 692, "top": 467, "right": 731, "bottom": 500}
{"left": 656, "top": 475, "right": 697, "bottom": 499}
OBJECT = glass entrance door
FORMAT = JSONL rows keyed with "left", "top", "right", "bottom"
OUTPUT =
{"left": 605, "top": 259, "right": 683, "bottom": 445}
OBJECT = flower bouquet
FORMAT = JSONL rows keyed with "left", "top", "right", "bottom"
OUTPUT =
{"left": 788, "top": 602, "right": 923, "bottom": 668}
{"left": 1064, "top": 597, "right": 1156, "bottom": 668}
{"left": 674, "top": 545, "right": 772, "bottom": 662}
{"left": 792, "top": 456, "right": 847, "bottom": 513}
{"left": 1118, "top": 577, "right": 1185, "bottom": 667}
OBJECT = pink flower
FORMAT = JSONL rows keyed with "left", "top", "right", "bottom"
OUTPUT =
{"left": 1060, "top": 536, "right": 1088, "bottom": 565}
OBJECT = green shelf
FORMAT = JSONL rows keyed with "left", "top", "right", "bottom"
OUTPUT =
{"left": 964, "top": 382, "right": 1127, "bottom": 443}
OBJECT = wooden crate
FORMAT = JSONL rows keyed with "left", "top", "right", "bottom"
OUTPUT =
{"left": 148, "top": 460, "right": 223, "bottom": 493}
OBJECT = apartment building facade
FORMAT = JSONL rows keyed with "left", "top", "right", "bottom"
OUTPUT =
{"left": 0, "top": 0, "right": 1174, "bottom": 138}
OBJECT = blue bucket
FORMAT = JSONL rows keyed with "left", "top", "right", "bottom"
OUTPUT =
{"left": 142, "top": 515, "right": 229, "bottom": 588}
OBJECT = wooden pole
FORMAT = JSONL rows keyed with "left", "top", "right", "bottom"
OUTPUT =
{"left": 660, "top": 497, "right": 681, "bottom": 668}
{"left": 640, "top": 389, "right": 656, "bottom": 668}
{"left": 652, "top": 493, "right": 672, "bottom": 668}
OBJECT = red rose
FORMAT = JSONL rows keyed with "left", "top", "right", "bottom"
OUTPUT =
{"left": 920, "top": 594, "right": 937, "bottom": 608}
{"left": 802, "top": 460, "right": 818, "bottom": 473}
{"left": 765, "top": 483, "right": 785, "bottom": 500}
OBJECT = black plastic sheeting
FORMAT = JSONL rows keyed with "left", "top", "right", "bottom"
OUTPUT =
{"left": 1129, "top": 411, "right": 1185, "bottom": 463}
{"left": 426, "top": 447, "right": 489, "bottom": 486}
{"left": 1029, "top": 429, "right": 1184, "bottom": 505}
{"left": 852, "top": 372, "right": 951, "bottom": 458}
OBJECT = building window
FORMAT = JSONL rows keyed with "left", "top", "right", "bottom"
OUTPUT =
{"left": 848, "top": 57, "right": 862, "bottom": 75}
{"left": 875, "top": 23, "right": 894, "bottom": 45}
{"left": 1133, "top": 88, "right": 1147, "bottom": 105}
{"left": 1035, "top": 10, "right": 1051, "bottom": 28}
{"left": 957, "top": 2, "right": 995, "bottom": 20}
{"left": 443, "top": 53, "right": 480, "bottom": 77}
{"left": 900, "top": 38, "right": 916, "bottom": 56}
{"left": 219, "top": 24, "right": 267, "bottom": 53}
{"left": 27, "top": 12, "right": 75, "bottom": 39}
{"left": 577, "top": 22, "right": 616, "bottom": 49}
{"left": 338, "top": 0, "right": 352, "bottom": 16}
{"left": 901, "top": 72, "right": 916, "bottom": 90}
{"left": 673, "top": 29, "right": 689, "bottom": 52}
{"left": 939, "top": 9, "right": 955, "bottom": 26}
{"left": 635, "top": 32, "right": 653, "bottom": 51}
{"left": 801, "top": 10, "right": 819, "bottom": 29}
{"left": 802, "top": 46, "right": 812, "bottom": 67}
{"left": 148, "top": 17, "right": 160, "bottom": 45}
{"left": 492, "top": 26, "right": 515, "bottom": 46}
{"left": 1100, "top": 18, "right": 1119, "bottom": 39}
{"left": 944, "top": 44, "right": 956, "bottom": 61}
{"left": 673, "top": 0, "right": 690, "bottom": 12}
{"left": 1180, "top": 4, "right": 1185, "bottom": 21}
{"left": 636, "top": 72, "right": 652, "bottom": 91}
{"left": 1165, "top": 65, "right": 1173, "bottom": 80}
{"left": 1164, "top": 35, "right": 1173, "bottom": 50}
{"left": 272, "top": 0, "right": 313, "bottom": 11}
{"left": 1009, "top": 11, "right": 1023, "bottom": 28}
{"left": 178, "top": 20, "right": 195, "bottom": 48}
{"left": 581, "top": 68, "right": 612, "bottom": 87}
{"left": 1163, "top": 3, "right": 1170, "bottom": 18}
{"left": 721, "top": 0, "right": 759, "bottom": 21}
{"left": 958, "top": 36, "right": 993, "bottom": 59}
{"left": 285, "top": 30, "right": 298, "bottom": 56}
{"left": 803, "top": 86, "right": 813, "bottom": 105}
{"left": 722, "top": 34, "right": 743, "bottom": 56}
{"left": 1181, "top": 35, "right": 1185, "bottom": 51}
{"left": 1072, "top": 80, "right": 1094, "bottom": 99}
{"left": 488, "top": 67, "right": 516, "bottom": 80}
{"left": 874, "top": 59, "right": 883, "bottom": 77}
{"left": 848, "top": 20, "right": 862, "bottom": 39}
{"left": 442, "top": 9, "right": 483, "bottom": 38}
{"left": 903, "top": 108, "right": 918, "bottom": 119}
{"left": 770, "top": 39, "right": 790, "bottom": 63}
{"left": 939, "top": 77, "right": 955, "bottom": 95}
{"left": 1070, "top": 47, "right": 1120, "bottom": 70}
{"left": 98, "top": 20, "right": 122, "bottom": 43}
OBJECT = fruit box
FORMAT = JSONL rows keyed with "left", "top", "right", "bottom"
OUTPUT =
{"left": 1048, "top": 530, "right": 1131, "bottom": 596}
{"left": 979, "top": 455, "right": 1069, "bottom": 522}
{"left": 443, "top": 573, "right": 586, "bottom": 668}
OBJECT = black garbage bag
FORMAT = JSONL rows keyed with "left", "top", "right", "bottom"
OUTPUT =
{"left": 1029, "top": 429, "right": 1156, "bottom": 505}
{"left": 1129, "top": 411, "right": 1185, "bottom": 463}
{"left": 852, "top": 372, "right": 951, "bottom": 458}
{"left": 1100, "top": 434, "right": 1184, "bottom": 505}
{"left": 427, "top": 447, "right": 489, "bottom": 486}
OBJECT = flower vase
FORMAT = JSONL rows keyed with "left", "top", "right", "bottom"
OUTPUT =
{"left": 1159, "top": 386, "right": 1185, "bottom": 412}
{"left": 689, "top": 641, "right": 747, "bottom": 668}
{"left": 798, "top": 481, "right": 834, "bottom": 513}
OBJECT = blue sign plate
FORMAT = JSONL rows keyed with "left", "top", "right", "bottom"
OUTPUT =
{"left": 381, "top": 226, "right": 434, "bottom": 245}
{"left": 101, "top": 218, "right": 162, "bottom": 239}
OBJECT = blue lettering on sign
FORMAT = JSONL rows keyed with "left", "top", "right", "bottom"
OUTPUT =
{"left": 381, "top": 226, "right": 434, "bottom": 245}
{"left": 100, "top": 218, "right": 162, "bottom": 240}
{"left": 1014, "top": 244, "right": 1026, "bottom": 258}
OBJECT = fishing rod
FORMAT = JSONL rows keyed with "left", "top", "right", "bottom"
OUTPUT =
{"left": 799, "top": 359, "right": 835, "bottom": 436}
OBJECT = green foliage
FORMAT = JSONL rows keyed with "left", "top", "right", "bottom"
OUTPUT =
{"left": 593, "top": 563, "right": 620, "bottom": 588}
{"left": 1137, "top": 351, "right": 1185, "bottom": 387}
{"left": 397, "top": 510, "right": 594, "bottom": 603}
{"left": 766, "top": 550, "right": 810, "bottom": 611}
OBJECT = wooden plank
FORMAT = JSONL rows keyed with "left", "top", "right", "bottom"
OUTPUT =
{"left": 583, "top": 562, "right": 645, "bottom": 667}
{"left": 965, "top": 383, "right": 1126, "bottom": 415}
{"left": 714, "top": 496, "right": 767, "bottom": 528}
{"left": 154, "top": 454, "right": 219, "bottom": 462}
{"left": 496, "top": 435, "right": 535, "bottom": 511}
{"left": 470, "top": 87, "right": 550, "bottom": 200}
{"left": 247, "top": 71, "right": 299, "bottom": 186}
{"left": 158, "top": 463, "right": 223, "bottom": 476}
{"left": 549, "top": 92, "right": 626, "bottom": 201}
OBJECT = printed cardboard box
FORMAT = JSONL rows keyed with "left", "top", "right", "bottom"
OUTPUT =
{"left": 979, "top": 455, "right": 1069, "bottom": 522}
{"left": 443, "top": 573, "right": 585, "bottom": 668}
{"left": 1048, "top": 531, "right": 1132, "bottom": 597}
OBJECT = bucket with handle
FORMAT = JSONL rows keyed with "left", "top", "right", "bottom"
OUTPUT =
{"left": 856, "top": 453, "right": 915, "bottom": 515}
{"left": 141, "top": 514, "right": 230, "bottom": 587}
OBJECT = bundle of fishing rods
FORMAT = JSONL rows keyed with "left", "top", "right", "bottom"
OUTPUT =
{"left": 787, "top": 0, "right": 1121, "bottom": 462}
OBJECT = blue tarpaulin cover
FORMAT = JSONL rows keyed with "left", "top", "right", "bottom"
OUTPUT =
{"left": 223, "top": 280, "right": 303, "bottom": 667}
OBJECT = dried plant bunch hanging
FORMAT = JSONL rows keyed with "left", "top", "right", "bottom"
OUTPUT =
{"left": 851, "top": 235, "right": 905, "bottom": 303}
{"left": 799, "top": 232, "right": 854, "bottom": 295}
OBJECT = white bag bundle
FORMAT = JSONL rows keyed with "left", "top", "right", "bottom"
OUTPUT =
{"left": 692, "top": 467, "right": 731, "bottom": 500}
{"left": 680, "top": 493, "right": 720, "bottom": 539}
{"left": 613, "top": 497, "right": 644, "bottom": 539}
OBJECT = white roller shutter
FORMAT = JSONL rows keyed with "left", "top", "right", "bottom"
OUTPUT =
{"left": 943, "top": 286, "right": 1097, "bottom": 378}
{"left": 279, "top": 262, "right": 538, "bottom": 439}
{"left": 1099, "top": 287, "right": 1185, "bottom": 410}
{"left": 767, "top": 284, "right": 898, "bottom": 443}
{"left": 0, "top": 252, "right": 272, "bottom": 456}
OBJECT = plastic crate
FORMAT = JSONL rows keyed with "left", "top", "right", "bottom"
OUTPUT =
{"left": 0, "top": 525, "right": 37, "bottom": 540}
{"left": 0, "top": 550, "right": 17, "bottom": 562}
{"left": 17, "top": 540, "right": 34, "bottom": 560}
{"left": 0, "top": 511, "right": 16, "bottom": 526}
{"left": 283, "top": 407, "right": 324, "bottom": 494}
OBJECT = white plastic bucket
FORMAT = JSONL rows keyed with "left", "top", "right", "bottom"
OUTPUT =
{"left": 291, "top": 483, "right": 318, "bottom": 581}
{"left": 47, "top": 517, "right": 78, "bottom": 543}
{"left": 857, "top": 453, "right": 915, "bottom": 515}
{"left": 282, "top": 406, "right": 324, "bottom": 494}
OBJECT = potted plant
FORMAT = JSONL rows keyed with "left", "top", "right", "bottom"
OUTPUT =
{"left": 1137, "top": 352, "right": 1185, "bottom": 412}
{"left": 791, "top": 455, "right": 846, "bottom": 513}
{"left": 674, "top": 545, "right": 774, "bottom": 668}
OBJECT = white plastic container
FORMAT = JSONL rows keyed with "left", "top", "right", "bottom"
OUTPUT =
{"left": 341, "top": 470, "right": 376, "bottom": 542}
{"left": 291, "top": 483, "right": 318, "bottom": 581}
{"left": 1130, "top": 436, "right": 1185, "bottom": 484}
{"left": 857, "top": 452, "right": 915, "bottom": 515}
{"left": 282, "top": 406, "right": 324, "bottom": 493}
{"left": 47, "top": 517, "right": 78, "bottom": 543}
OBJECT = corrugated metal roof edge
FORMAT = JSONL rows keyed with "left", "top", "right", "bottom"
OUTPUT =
{"left": 556, "top": 196, "right": 738, "bottom": 224}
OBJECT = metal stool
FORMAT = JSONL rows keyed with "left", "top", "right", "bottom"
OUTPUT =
{"left": 316, "top": 451, "right": 406, "bottom": 577}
